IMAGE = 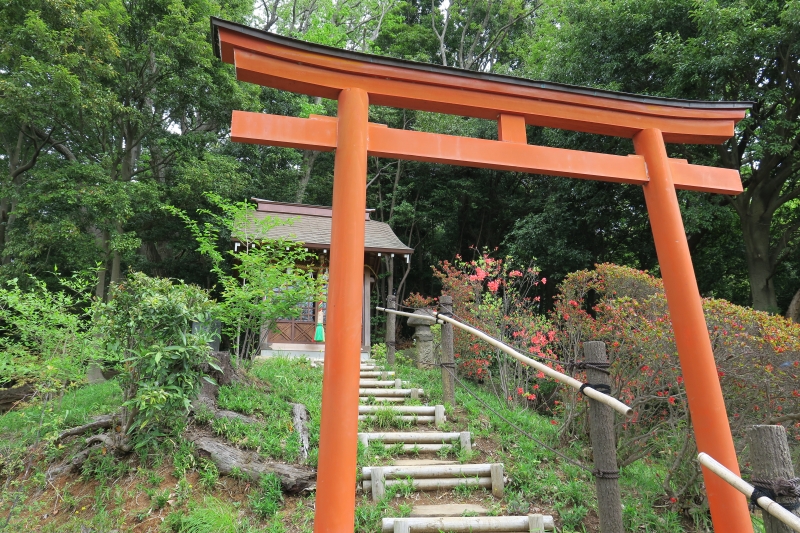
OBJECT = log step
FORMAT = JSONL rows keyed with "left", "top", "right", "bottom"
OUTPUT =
{"left": 393, "top": 459, "right": 458, "bottom": 466}
{"left": 358, "top": 431, "right": 470, "bottom": 452}
{"left": 362, "top": 463, "right": 504, "bottom": 500}
{"left": 361, "top": 371, "right": 396, "bottom": 378}
{"left": 360, "top": 397, "right": 407, "bottom": 403}
{"left": 382, "top": 515, "right": 554, "bottom": 532}
{"left": 360, "top": 379, "right": 409, "bottom": 388}
{"left": 359, "top": 388, "right": 424, "bottom": 398}
{"left": 410, "top": 504, "right": 488, "bottom": 517}
{"left": 358, "top": 405, "right": 446, "bottom": 425}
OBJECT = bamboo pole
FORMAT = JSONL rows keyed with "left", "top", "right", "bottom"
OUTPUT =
{"left": 377, "top": 307, "right": 632, "bottom": 416}
{"left": 382, "top": 515, "right": 555, "bottom": 532}
{"left": 697, "top": 453, "right": 800, "bottom": 532}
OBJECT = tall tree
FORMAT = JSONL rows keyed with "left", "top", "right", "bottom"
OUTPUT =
{"left": 521, "top": 0, "right": 800, "bottom": 312}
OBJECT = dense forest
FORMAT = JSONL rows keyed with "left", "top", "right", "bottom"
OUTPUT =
{"left": 2, "top": 0, "right": 800, "bottom": 316}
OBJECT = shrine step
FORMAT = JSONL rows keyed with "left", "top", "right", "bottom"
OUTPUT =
{"left": 358, "top": 404, "right": 446, "bottom": 426}
{"left": 362, "top": 463, "right": 504, "bottom": 500}
{"left": 358, "top": 431, "right": 471, "bottom": 453}
{"left": 359, "top": 379, "right": 409, "bottom": 388}
{"left": 382, "top": 515, "right": 554, "bottom": 533}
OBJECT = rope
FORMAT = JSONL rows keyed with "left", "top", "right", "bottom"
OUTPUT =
{"left": 593, "top": 469, "right": 620, "bottom": 479}
{"left": 579, "top": 383, "right": 612, "bottom": 395}
{"left": 749, "top": 477, "right": 800, "bottom": 512}
{"left": 439, "top": 363, "right": 592, "bottom": 474}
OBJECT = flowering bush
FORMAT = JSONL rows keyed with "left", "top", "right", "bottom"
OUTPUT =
{"left": 432, "top": 249, "right": 557, "bottom": 405}
{"left": 552, "top": 264, "right": 800, "bottom": 510}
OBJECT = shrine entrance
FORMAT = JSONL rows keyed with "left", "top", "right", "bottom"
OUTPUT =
{"left": 211, "top": 17, "right": 753, "bottom": 533}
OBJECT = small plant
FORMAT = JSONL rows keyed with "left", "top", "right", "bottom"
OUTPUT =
{"left": 172, "top": 438, "right": 196, "bottom": 477}
{"left": 249, "top": 473, "right": 284, "bottom": 519}
{"left": 506, "top": 491, "right": 529, "bottom": 515}
{"left": 453, "top": 477, "right": 482, "bottom": 498}
{"left": 198, "top": 458, "right": 219, "bottom": 489}
{"left": 153, "top": 489, "right": 171, "bottom": 510}
{"left": 146, "top": 469, "right": 165, "bottom": 487}
{"left": 174, "top": 478, "right": 192, "bottom": 506}
{"left": 388, "top": 476, "right": 415, "bottom": 498}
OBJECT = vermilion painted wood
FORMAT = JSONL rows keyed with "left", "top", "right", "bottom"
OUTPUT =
{"left": 230, "top": 111, "right": 743, "bottom": 194}
{"left": 217, "top": 30, "right": 745, "bottom": 121}
{"left": 498, "top": 114, "right": 527, "bottom": 143}
{"left": 228, "top": 47, "right": 741, "bottom": 144}
{"left": 635, "top": 128, "right": 751, "bottom": 533}
{"left": 314, "top": 88, "right": 369, "bottom": 533}
{"left": 218, "top": 21, "right": 753, "bottom": 533}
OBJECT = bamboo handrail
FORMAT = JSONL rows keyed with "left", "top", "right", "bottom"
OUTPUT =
{"left": 698, "top": 452, "right": 800, "bottom": 532}
{"left": 376, "top": 307, "right": 633, "bottom": 417}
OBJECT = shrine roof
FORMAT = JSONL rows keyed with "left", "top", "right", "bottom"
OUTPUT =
{"left": 248, "top": 199, "right": 413, "bottom": 255}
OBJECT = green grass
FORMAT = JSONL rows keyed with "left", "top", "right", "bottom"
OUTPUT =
{"left": 396, "top": 359, "right": 689, "bottom": 533}
{"left": 0, "top": 380, "right": 122, "bottom": 477}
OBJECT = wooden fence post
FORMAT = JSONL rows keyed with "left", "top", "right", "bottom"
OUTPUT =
{"left": 386, "top": 295, "right": 396, "bottom": 367}
{"left": 748, "top": 425, "right": 800, "bottom": 533}
{"left": 440, "top": 294, "right": 455, "bottom": 407}
{"left": 584, "top": 341, "right": 623, "bottom": 533}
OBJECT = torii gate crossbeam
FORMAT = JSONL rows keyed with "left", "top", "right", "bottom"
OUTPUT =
{"left": 211, "top": 17, "right": 754, "bottom": 533}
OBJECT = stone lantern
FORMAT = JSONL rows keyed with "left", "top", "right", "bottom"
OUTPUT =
{"left": 407, "top": 309, "right": 435, "bottom": 369}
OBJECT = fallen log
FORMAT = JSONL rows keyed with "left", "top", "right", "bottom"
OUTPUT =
{"left": 189, "top": 435, "right": 316, "bottom": 493}
{"left": 291, "top": 403, "right": 310, "bottom": 461}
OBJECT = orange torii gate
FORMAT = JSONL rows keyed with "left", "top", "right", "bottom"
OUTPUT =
{"left": 211, "top": 18, "right": 753, "bottom": 533}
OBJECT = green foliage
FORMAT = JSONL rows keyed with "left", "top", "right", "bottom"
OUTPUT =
{"left": 0, "top": 271, "right": 98, "bottom": 393}
{"left": 94, "top": 272, "right": 215, "bottom": 446}
{"left": 167, "top": 194, "right": 323, "bottom": 361}
{"left": 249, "top": 473, "right": 283, "bottom": 519}
{"left": 553, "top": 263, "right": 800, "bottom": 520}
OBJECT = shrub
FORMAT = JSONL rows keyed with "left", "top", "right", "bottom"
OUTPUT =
{"left": 0, "top": 272, "right": 97, "bottom": 395}
{"left": 552, "top": 263, "right": 800, "bottom": 513}
{"left": 432, "top": 249, "right": 556, "bottom": 406}
{"left": 95, "top": 272, "right": 217, "bottom": 449}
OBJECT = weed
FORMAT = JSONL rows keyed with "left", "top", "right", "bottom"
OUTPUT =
{"left": 249, "top": 472, "right": 284, "bottom": 518}
{"left": 198, "top": 458, "right": 219, "bottom": 489}
{"left": 146, "top": 469, "right": 165, "bottom": 486}
{"left": 453, "top": 477, "right": 482, "bottom": 498}
{"left": 153, "top": 489, "right": 171, "bottom": 510}
{"left": 164, "top": 497, "right": 243, "bottom": 532}
{"left": 387, "top": 476, "right": 415, "bottom": 498}
{"left": 506, "top": 490, "right": 529, "bottom": 515}
{"left": 175, "top": 477, "right": 192, "bottom": 505}
{"left": 172, "top": 438, "right": 197, "bottom": 477}
{"left": 556, "top": 503, "right": 588, "bottom": 531}
{"left": 81, "top": 448, "right": 130, "bottom": 481}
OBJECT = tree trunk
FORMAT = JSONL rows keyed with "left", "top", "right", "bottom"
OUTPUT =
{"left": 786, "top": 287, "right": 800, "bottom": 323}
{"left": 740, "top": 214, "right": 779, "bottom": 312}
{"left": 189, "top": 435, "right": 316, "bottom": 493}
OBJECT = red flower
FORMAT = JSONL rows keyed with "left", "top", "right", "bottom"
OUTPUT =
{"left": 516, "top": 387, "right": 524, "bottom": 395}
{"left": 541, "top": 277, "right": 547, "bottom": 284}
{"left": 550, "top": 420, "right": 558, "bottom": 425}
{"left": 668, "top": 396, "right": 676, "bottom": 405}
{"left": 487, "top": 280, "right": 500, "bottom": 292}
{"left": 536, "top": 371, "right": 545, "bottom": 379}
{"left": 669, "top": 497, "right": 677, "bottom": 504}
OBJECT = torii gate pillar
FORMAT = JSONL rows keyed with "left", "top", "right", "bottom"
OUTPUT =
{"left": 635, "top": 128, "right": 746, "bottom": 531}
{"left": 314, "top": 87, "right": 369, "bottom": 532}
